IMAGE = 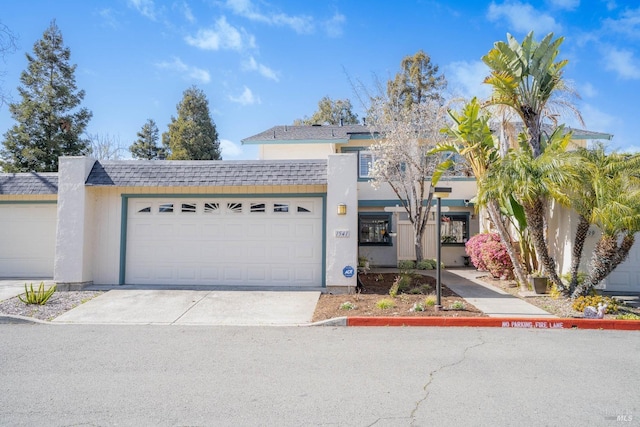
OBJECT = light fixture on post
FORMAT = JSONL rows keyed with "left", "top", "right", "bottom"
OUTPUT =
{"left": 433, "top": 186, "right": 452, "bottom": 311}
{"left": 337, "top": 203, "right": 347, "bottom": 215}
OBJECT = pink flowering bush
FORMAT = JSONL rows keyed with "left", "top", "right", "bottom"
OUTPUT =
{"left": 465, "top": 233, "right": 514, "bottom": 279}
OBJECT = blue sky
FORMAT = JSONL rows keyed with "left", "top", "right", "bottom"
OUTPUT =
{"left": 0, "top": 0, "right": 639, "bottom": 160}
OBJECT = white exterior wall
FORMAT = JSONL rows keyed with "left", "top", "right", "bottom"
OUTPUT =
{"left": 89, "top": 188, "right": 123, "bottom": 285}
{"left": 259, "top": 143, "right": 335, "bottom": 160}
{"left": 356, "top": 178, "right": 477, "bottom": 202}
{"left": 325, "top": 154, "right": 358, "bottom": 291}
{"left": 54, "top": 156, "right": 96, "bottom": 287}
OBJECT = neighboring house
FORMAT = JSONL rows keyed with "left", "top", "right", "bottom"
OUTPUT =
{"left": 0, "top": 124, "right": 637, "bottom": 293}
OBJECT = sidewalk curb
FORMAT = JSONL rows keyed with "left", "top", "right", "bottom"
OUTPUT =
{"left": 346, "top": 316, "right": 640, "bottom": 330}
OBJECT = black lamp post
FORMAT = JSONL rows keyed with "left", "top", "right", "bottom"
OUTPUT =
{"left": 433, "top": 186, "right": 451, "bottom": 311}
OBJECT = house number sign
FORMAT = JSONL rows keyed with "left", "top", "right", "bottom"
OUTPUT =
{"left": 334, "top": 230, "right": 350, "bottom": 238}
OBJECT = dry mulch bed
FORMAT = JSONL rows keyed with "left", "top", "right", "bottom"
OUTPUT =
{"left": 480, "top": 275, "right": 640, "bottom": 319}
{"left": 312, "top": 272, "right": 484, "bottom": 322}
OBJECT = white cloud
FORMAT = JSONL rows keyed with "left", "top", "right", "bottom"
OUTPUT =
{"left": 580, "top": 82, "right": 597, "bottom": 98}
{"left": 603, "top": 47, "right": 640, "bottom": 79}
{"left": 220, "top": 138, "right": 243, "bottom": 158}
{"left": 604, "top": 7, "right": 640, "bottom": 38}
{"left": 128, "top": 0, "right": 157, "bottom": 20}
{"left": 242, "top": 56, "right": 279, "bottom": 81}
{"left": 99, "top": 8, "right": 120, "bottom": 29}
{"left": 576, "top": 103, "right": 618, "bottom": 132}
{"left": 224, "top": 0, "right": 314, "bottom": 34}
{"left": 185, "top": 16, "right": 256, "bottom": 51}
{"left": 155, "top": 57, "right": 210, "bottom": 83}
{"left": 229, "top": 86, "right": 260, "bottom": 105}
{"left": 546, "top": 0, "right": 579, "bottom": 10}
{"left": 446, "top": 60, "right": 492, "bottom": 100}
{"left": 180, "top": 1, "right": 195, "bottom": 23}
{"left": 487, "top": 1, "right": 561, "bottom": 34}
{"left": 324, "top": 13, "right": 346, "bottom": 38}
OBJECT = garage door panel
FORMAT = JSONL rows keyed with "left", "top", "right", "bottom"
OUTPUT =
{"left": 605, "top": 238, "right": 640, "bottom": 292}
{"left": 0, "top": 203, "right": 56, "bottom": 278}
{"left": 126, "top": 198, "right": 323, "bottom": 286}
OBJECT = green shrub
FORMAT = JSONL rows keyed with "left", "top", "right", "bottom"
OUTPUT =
{"left": 424, "top": 294, "right": 437, "bottom": 306}
{"left": 449, "top": 300, "right": 465, "bottom": 310}
{"left": 389, "top": 280, "right": 400, "bottom": 298}
{"left": 398, "top": 260, "right": 415, "bottom": 270}
{"left": 411, "top": 302, "right": 426, "bottom": 312}
{"left": 416, "top": 259, "right": 436, "bottom": 270}
{"left": 340, "top": 301, "right": 356, "bottom": 310}
{"left": 376, "top": 298, "right": 396, "bottom": 309}
{"left": 616, "top": 313, "right": 640, "bottom": 320}
{"left": 19, "top": 282, "right": 56, "bottom": 305}
{"left": 572, "top": 295, "right": 619, "bottom": 314}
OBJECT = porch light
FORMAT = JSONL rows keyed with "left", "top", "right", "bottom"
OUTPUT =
{"left": 337, "top": 203, "right": 347, "bottom": 215}
{"left": 433, "top": 186, "right": 452, "bottom": 311}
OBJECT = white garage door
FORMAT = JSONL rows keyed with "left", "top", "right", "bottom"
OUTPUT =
{"left": 605, "top": 237, "right": 640, "bottom": 293}
{"left": 0, "top": 203, "right": 57, "bottom": 277}
{"left": 126, "top": 197, "right": 323, "bottom": 287}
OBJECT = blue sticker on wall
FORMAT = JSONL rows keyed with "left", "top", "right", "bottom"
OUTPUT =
{"left": 343, "top": 266, "right": 355, "bottom": 278}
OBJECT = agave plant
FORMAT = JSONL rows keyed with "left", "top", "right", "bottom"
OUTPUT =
{"left": 18, "top": 282, "right": 57, "bottom": 305}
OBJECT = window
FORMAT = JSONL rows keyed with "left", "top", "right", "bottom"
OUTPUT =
{"left": 158, "top": 203, "right": 174, "bottom": 213}
{"left": 359, "top": 213, "right": 392, "bottom": 246}
{"left": 181, "top": 203, "right": 197, "bottom": 213}
{"left": 250, "top": 202, "right": 266, "bottom": 213}
{"left": 204, "top": 202, "right": 220, "bottom": 213}
{"left": 227, "top": 202, "right": 242, "bottom": 213}
{"left": 274, "top": 203, "right": 289, "bottom": 213}
{"left": 358, "top": 150, "right": 375, "bottom": 179}
{"left": 137, "top": 206, "right": 151, "bottom": 213}
{"left": 440, "top": 214, "right": 469, "bottom": 245}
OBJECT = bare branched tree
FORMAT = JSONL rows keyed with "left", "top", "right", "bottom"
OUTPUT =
{"left": 87, "top": 133, "right": 125, "bottom": 160}
{"left": 0, "top": 21, "right": 18, "bottom": 108}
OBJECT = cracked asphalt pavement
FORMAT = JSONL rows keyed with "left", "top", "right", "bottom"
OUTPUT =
{"left": 1, "top": 325, "right": 639, "bottom": 426}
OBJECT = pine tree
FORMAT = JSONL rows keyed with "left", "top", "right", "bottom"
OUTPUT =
{"left": 130, "top": 119, "right": 165, "bottom": 160}
{"left": 1, "top": 20, "right": 92, "bottom": 172}
{"left": 294, "top": 97, "right": 359, "bottom": 125}
{"left": 163, "top": 86, "right": 221, "bottom": 160}
{"left": 386, "top": 50, "right": 447, "bottom": 111}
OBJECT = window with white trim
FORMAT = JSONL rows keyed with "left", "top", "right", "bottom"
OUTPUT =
{"left": 358, "top": 150, "right": 375, "bottom": 179}
{"left": 440, "top": 214, "right": 469, "bottom": 245}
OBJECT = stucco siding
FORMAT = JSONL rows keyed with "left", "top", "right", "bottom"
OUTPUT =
{"left": 260, "top": 143, "right": 335, "bottom": 160}
{"left": 89, "top": 188, "right": 122, "bottom": 285}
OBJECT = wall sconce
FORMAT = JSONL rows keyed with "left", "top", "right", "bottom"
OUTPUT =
{"left": 337, "top": 203, "right": 347, "bottom": 215}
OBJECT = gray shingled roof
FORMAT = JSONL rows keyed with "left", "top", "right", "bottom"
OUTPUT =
{"left": 243, "top": 123, "right": 612, "bottom": 145}
{"left": 0, "top": 173, "right": 58, "bottom": 195}
{"left": 85, "top": 159, "right": 328, "bottom": 187}
{"left": 242, "top": 124, "right": 373, "bottom": 144}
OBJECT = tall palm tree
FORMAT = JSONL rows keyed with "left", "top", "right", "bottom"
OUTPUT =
{"left": 482, "top": 32, "right": 583, "bottom": 288}
{"left": 434, "top": 98, "right": 529, "bottom": 289}
{"left": 569, "top": 147, "right": 640, "bottom": 297}
{"left": 479, "top": 129, "right": 582, "bottom": 292}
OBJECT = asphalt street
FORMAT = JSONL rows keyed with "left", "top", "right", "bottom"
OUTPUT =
{"left": 1, "top": 325, "right": 639, "bottom": 426}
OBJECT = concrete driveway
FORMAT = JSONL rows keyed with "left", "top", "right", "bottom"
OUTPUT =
{"left": 51, "top": 289, "right": 321, "bottom": 326}
{"left": 0, "top": 279, "right": 55, "bottom": 302}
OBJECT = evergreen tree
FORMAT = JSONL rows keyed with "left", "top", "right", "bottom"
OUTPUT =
{"left": 1, "top": 20, "right": 92, "bottom": 172}
{"left": 294, "top": 97, "right": 359, "bottom": 125}
{"left": 130, "top": 119, "right": 165, "bottom": 160}
{"left": 163, "top": 86, "right": 221, "bottom": 160}
{"left": 386, "top": 50, "right": 447, "bottom": 111}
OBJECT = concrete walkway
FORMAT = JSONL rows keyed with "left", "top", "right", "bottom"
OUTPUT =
{"left": 441, "top": 269, "right": 556, "bottom": 318}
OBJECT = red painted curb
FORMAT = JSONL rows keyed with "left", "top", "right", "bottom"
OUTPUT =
{"left": 346, "top": 316, "right": 640, "bottom": 330}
